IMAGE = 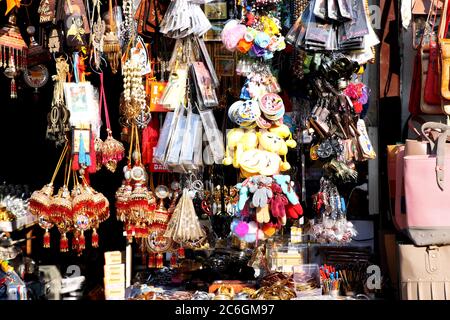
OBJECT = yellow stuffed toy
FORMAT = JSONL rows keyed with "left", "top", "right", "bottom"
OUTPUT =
{"left": 223, "top": 129, "right": 258, "bottom": 168}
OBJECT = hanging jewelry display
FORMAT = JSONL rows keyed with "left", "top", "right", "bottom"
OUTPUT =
{"left": 0, "top": 11, "right": 28, "bottom": 99}
{"left": 29, "top": 142, "right": 69, "bottom": 248}
{"left": 116, "top": 124, "right": 156, "bottom": 239}
{"left": 121, "top": 57, "right": 149, "bottom": 129}
{"left": 146, "top": 184, "right": 173, "bottom": 269}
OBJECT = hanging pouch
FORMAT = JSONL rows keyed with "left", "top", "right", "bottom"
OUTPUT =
{"left": 199, "top": 109, "right": 225, "bottom": 164}
{"left": 180, "top": 105, "right": 201, "bottom": 169}
{"left": 154, "top": 112, "right": 175, "bottom": 164}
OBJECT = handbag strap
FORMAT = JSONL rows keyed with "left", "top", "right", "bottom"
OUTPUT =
{"left": 419, "top": 0, "right": 439, "bottom": 48}
{"left": 439, "top": 0, "right": 450, "bottom": 39}
{"left": 421, "top": 122, "right": 450, "bottom": 190}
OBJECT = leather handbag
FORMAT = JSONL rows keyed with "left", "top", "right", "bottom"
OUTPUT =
{"left": 396, "top": 122, "right": 450, "bottom": 246}
{"left": 399, "top": 243, "right": 450, "bottom": 300}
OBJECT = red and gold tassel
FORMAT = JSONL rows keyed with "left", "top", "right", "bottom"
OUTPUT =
{"left": 78, "top": 231, "right": 86, "bottom": 250}
{"left": 60, "top": 233, "right": 69, "bottom": 252}
{"left": 170, "top": 254, "right": 177, "bottom": 268}
{"left": 72, "top": 234, "right": 79, "bottom": 250}
{"left": 43, "top": 229, "right": 50, "bottom": 248}
{"left": 92, "top": 229, "right": 99, "bottom": 248}
{"left": 148, "top": 254, "right": 156, "bottom": 268}
{"left": 156, "top": 253, "right": 164, "bottom": 269}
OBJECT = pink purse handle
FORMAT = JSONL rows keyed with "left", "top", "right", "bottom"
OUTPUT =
{"left": 394, "top": 146, "right": 407, "bottom": 231}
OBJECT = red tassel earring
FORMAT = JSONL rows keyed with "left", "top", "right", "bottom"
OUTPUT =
{"left": 60, "top": 233, "right": 69, "bottom": 252}
{"left": 156, "top": 253, "right": 164, "bottom": 268}
{"left": 170, "top": 254, "right": 177, "bottom": 268}
{"left": 148, "top": 254, "right": 156, "bottom": 268}
{"left": 43, "top": 229, "right": 50, "bottom": 248}
{"left": 78, "top": 231, "right": 86, "bottom": 250}
{"left": 91, "top": 229, "right": 99, "bottom": 248}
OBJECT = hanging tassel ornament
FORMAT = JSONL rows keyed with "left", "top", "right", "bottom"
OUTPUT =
{"left": 177, "top": 247, "right": 185, "bottom": 259}
{"left": 60, "top": 233, "right": 69, "bottom": 252}
{"left": 91, "top": 228, "right": 99, "bottom": 248}
{"left": 78, "top": 231, "right": 86, "bottom": 250}
{"left": 0, "top": 11, "right": 28, "bottom": 99}
{"left": 99, "top": 73, "right": 124, "bottom": 172}
{"left": 156, "top": 253, "right": 164, "bottom": 269}
{"left": 170, "top": 254, "right": 177, "bottom": 268}
{"left": 72, "top": 231, "right": 80, "bottom": 250}
{"left": 43, "top": 229, "right": 51, "bottom": 248}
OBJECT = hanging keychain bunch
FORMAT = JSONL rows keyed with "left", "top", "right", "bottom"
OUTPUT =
{"left": 308, "top": 177, "right": 357, "bottom": 244}
{"left": 116, "top": 124, "right": 156, "bottom": 239}
{"left": 46, "top": 56, "right": 71, "bottom": 146}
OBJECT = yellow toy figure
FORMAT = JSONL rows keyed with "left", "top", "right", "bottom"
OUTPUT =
{"left": 223, "top": 129, "right": 258, "bottom": 168}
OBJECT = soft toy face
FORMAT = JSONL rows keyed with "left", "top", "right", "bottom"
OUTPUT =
{"left": 259, "top": 132, "right": 286, "bottom": 154}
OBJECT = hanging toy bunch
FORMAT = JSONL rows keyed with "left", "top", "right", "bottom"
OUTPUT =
{"left": 221, "top": 0, "right": 285, "bottom": 60}
{"left": 221, "top": 0, "right": 302, "bottom": 242}
{"left": 308, "top": 177, "right": 357, "bottom": 244}
{"left": 230, "top": 174, "right": 303, "bottom": 242}
{"left": 29, "top": 143, "right": 109, "bottom": 253}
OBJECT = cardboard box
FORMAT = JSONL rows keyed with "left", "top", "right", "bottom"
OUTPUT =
{"left": 104, "top": 251, "right": 122, "bottom": 265}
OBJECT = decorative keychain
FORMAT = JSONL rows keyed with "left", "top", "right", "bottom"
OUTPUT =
{"left": 98, "top": 71, "right": 125, "bottom": 172}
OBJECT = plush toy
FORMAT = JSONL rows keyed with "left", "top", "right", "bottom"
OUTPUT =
{"left": 270, "top": 183, "right": 288, "bottom": 221}
{"left": 258, "top": 131, "right": 291, "bottom": 171}
{"left": 269, "top": 124, "right": 297, "bottom": 149}
{"left": 273, "top": 175, "right": 304, "bottom": 219}
{"left": 236, "top": 183, "right": 249, "bottom": 211}
{"left": 223, "top": 129, "right": 257, "bottom": 168}
{"left": 223, "top": 128, "right": 245, "bottom": 167}
{"left": 248, "top": 175, "right": 273, "bottom": 207}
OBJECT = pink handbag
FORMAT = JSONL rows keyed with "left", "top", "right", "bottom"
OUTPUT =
{"left": 395, "top": 122, "right": 450, "bottom": 246}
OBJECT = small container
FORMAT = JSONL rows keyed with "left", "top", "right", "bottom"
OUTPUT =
{"left": 292, "top": 264, "right": 322, "bottom": 297}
